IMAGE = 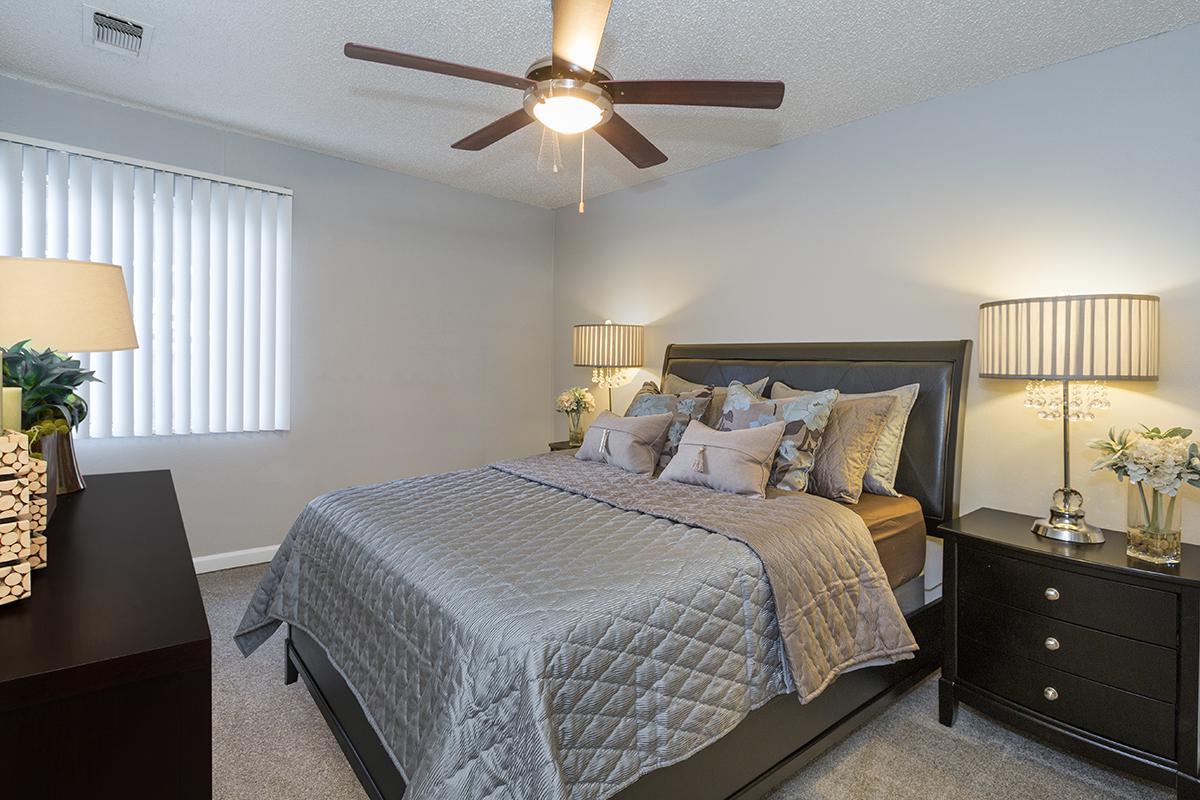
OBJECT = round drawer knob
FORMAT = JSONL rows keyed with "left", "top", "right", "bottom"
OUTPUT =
{"left": 1044, "top": 587, "right": 1061, "bottom": 601}
{"left": 1044, "top": 637, "right": 1060, "bottom": 651}
{"left": 1043, "top": 687, "right": 1059, "bottom": 701}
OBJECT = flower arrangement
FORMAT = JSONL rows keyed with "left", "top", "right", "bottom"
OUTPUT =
{"left": 555, "top": 387, "right": 595, "bottom": 446}
{"left": 1090, "top": 425, "right": 1200, "bottom": 563}
{"left": 556, "top": 387, "right": 596, "bottom": 415}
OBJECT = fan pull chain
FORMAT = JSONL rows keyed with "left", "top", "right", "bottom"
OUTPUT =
{"left": 578, "top": 133, "right": 586, "bottom": 214}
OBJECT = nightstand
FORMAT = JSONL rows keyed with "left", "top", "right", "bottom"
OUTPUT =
{"left": 939, "top": 508, "right": 1200, "bottom": 798}
{"left": 549, "top": 441, "right": 576, "bottom": 452}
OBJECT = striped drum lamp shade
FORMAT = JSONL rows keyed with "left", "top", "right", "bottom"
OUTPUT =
{"left": 572, "top": 321, "right": 644, "bottom": 408}
{"left": 572, "top": 321, "right": 644, "bottom": 371}
{"left": 979, "top": 294, "right": 1159, "bottom": 381}
{"left": 977, "top": 293, "right": 1160, "bottom": 546}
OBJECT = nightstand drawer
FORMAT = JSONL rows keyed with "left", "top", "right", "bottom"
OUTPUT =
{"left": 960, "top": 593, "right": 1176, "bottom": 702}
{"left": 958, "top": 547, "right": 1177, "bottom": 646}
{"left": 960, "top": 637, "right": 1176, "bottom": 759}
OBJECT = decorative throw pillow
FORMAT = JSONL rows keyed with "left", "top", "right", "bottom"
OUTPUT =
{"left": 659, "top": 420, "right": 787, "bottom": 497}
{"left": 662, "top": 375, "right": 768, "bottom": 427}
{"left": 625, "top": 384, "right": 714, "bottom": 468}
{"left": 716, "top": 389, "right": 839, "bottom": 492}
{"left": 772, "top": 382, "right": 920, "bottom": 497}
{"left": 807, "top": 395, "right": 896, "bottom": 503}
{"left": 576, "top": 411, "right": 673, "bottom": 475}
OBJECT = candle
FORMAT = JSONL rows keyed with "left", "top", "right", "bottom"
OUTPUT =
{"left": 1, "top": 387, "right": 20, "bottom": 432}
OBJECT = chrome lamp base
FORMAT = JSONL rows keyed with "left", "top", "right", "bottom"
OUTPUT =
{"left": 1031, "top": 488, "right": 1105, "bottom": 544}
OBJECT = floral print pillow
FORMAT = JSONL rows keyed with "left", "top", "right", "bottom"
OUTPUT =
{"left": 716, "top": 388, "right": 839, "bottom": 492}
{"left": 626, "top": 382, "right": 714, "bottom": 468}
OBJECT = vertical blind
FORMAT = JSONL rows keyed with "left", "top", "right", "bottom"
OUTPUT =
{"left": 0, "top": 136, "right": 292, "bottom": 437}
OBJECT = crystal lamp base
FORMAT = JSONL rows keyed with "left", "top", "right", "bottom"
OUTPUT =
{"left": 1031, "top": 487, "right": 1105, "bottom": 544}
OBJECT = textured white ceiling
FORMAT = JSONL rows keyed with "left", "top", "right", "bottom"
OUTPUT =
{"left": 2, "top": 2, "right": 1197, "bottom": 208}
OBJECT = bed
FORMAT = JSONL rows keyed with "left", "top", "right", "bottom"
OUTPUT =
{"left": 236, "top": 340, "right": 970, "bottom": 800}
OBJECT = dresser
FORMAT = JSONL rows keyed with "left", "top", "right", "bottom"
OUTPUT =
{"left": 0, "top": 470, "right": 212, "bottom": 799}
{"left": 940, "top": 508, "right": 1200, "bottom": 798}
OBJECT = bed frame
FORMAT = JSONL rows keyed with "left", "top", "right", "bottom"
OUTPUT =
{"left": 284, "top": 339, "right": 972, "bottom": 800}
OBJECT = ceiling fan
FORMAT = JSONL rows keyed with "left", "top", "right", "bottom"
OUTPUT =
{"left": 344, "top": 0, "right": 785, "bottom": 170}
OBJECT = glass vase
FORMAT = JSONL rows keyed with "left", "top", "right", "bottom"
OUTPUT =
{"left": 567, "top": 411, "right": 583, "bottom": 447}
{"left": 1127, "top": 482, "right": 1182, "bottom": 565}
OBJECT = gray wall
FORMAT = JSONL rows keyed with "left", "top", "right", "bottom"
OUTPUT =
{"left": 0, "top": 75, "right": 555, "bottom": 558}
{"left": 553, "top": 25, "right": 1200, "bottom": 539}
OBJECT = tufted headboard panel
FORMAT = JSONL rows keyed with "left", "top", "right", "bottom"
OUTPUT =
{"left": 661, "top": 340, "right": 971, "bottom": 532}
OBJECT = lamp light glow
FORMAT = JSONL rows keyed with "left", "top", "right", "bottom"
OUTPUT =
{"left": 533, "top": 95, "right": 604, "bottom": 134}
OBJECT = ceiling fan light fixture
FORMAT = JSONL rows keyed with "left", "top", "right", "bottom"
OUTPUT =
{"left": 523, "top": 79, "right": 612, "bottom": 135}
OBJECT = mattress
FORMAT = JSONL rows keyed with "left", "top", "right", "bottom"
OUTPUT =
{"left": 850, "top": 493, "right": 927, "bottom": 589}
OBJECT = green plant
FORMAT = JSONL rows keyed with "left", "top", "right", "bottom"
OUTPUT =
{"left": 24, "top": 417, "right": 68, "bottom": 454}
{"left": 2, "top": 340, "right": 98, "bottom": 430}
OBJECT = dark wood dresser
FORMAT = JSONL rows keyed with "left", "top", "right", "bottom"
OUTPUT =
{"left": 0, "top": 470, "right": 212, "bottom": 799}
{"left": 940, "top": 508, "right": 1200, "bottom": 798}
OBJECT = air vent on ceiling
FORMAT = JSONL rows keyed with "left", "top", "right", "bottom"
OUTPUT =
{"left": 84, "top": 6, "right": 152, "bottom": 59}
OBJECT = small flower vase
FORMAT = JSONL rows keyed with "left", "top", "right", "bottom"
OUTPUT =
{"left": 567, "top": 411, "right": 583, "bottom": 447}
{"left": 1127, "top": 482, "right": 1182, "bottom": 565}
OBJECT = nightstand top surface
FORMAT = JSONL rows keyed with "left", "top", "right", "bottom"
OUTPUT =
{"left": 942, "top": 507, "right": 1200, "bottom": 586}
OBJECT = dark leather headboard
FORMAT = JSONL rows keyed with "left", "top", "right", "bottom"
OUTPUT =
{"left": 661, "top": 341, "right": 972, "bottom": 532}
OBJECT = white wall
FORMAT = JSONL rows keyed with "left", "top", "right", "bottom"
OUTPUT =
{"left": 553, "top": 25, "right": 1200, "bottom": 539}
{"left": 1, "top": 76, "right": 555, "bottom": 558}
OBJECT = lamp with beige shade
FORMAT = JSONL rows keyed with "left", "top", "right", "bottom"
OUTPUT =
{"left": 979, "top": 293, "right": 1160, "bottom": 543}
{"left": 0, "top": 257, "right": 138, "bottom": 492}
{"left": 572, "top": 320, "right": 644, "bottom": 411}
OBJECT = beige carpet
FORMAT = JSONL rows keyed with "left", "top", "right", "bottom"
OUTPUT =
{"left": 203, "top": 565, "right": 1168, "bottom": 799}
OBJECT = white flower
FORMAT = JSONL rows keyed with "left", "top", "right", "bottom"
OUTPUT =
{"left": 1124, "top": 435, "right": 1190, "bottom": 496}
{"left": 555, "top": 386, "right": 595, "bottom": 414}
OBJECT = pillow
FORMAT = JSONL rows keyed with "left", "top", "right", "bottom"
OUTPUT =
{"left": 772, "top": 382, "right": 920, "bottom": 497}
{"left": 807, "top": 395, "right": 895, "bottom": 503}
{"left": 662, "top": 375, "right": 768, "bottom": 427}
{"left": 625, "top": 384, "right": 714, "bottom": 468}
{"left": 575, "top": 411, "right": 673, "bottom": 474}
{"left": 716, "top": 389, "right": 839, "bottom": 492}
{"left": 659, "top": 420, "right": 786, "bottom": 497}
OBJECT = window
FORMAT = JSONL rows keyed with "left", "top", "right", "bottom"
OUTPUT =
{"left": 0, "top": 134, "right": 291, "bottom": 437}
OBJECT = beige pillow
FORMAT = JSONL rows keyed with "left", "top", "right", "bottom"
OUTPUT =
{"left": 660, "top": 420, "right": 786, "bottom": 497}
{"left": 662, "top": 375, "right": 768, "bottom": 428}
{"left": 576, "top": 411, "right": 673, "bottom": 474}
{"left": 807, "top": 395, "right": 895, "bottom": 503}
{"left": 773, "top": 382, "right": 919, "bottom": 497}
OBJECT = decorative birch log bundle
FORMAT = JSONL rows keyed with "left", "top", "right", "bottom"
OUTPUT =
{"left": 0, "top": 431, "right": 29, "bottom": 475}
{"left": 0, "top": 553, "right": 31, "bottom": 606}
{"left": 28, "top": 533, "right": 47, "bottom": 570}
{"left": 0, "top": 517, "right": 31, "bottom": 562}
{"left": 23, "top": 457, "right": 49, "bottom": 534}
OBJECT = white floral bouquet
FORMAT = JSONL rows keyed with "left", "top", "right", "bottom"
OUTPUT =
{"left": 1091, "top": 426, "right": 1200, "bottom": 544}
{"left": 555, "top": 387, "right": 596, "bottom": 415}
{"left": 1090, "top": 426, "right": 1200, "bottom": 496}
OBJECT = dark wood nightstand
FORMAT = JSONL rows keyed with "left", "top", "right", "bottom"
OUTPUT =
{"left": 549, "top": 440, "right": 576, "bottom": 451}
{"left": 940, "top": 508, "right": 1200, "bottom": 798}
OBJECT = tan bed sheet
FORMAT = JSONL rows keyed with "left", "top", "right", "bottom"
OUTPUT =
{"left": 849, "top": 493, "right": 927, "bottom": 589}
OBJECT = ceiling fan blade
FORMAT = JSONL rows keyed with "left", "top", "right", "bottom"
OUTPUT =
{"left": 551, "top": 0, "right": 612, "bottom": 76}
{"left": 593, "top": 113, "right": 667, "bottom": 169}
{"left": 344, "top": 43, "right": 534, "bottom": 91}
{"left": 451, "top": 110, "right": 535, "bottom": 151}
{"left": 601, "top": 80, "right": 786, "bottom": 109}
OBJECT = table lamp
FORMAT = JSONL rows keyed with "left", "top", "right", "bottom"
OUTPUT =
{"left": 572, "top": 320, "right": 644, "bottom": 411}
{"left": 979, "top": 293, "right": 1159, "bottom": 543}
{"left": 0, "top": 257, "right": 138, "bottom": 491}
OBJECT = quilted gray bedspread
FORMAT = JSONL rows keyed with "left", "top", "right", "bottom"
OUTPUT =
{"left": 235, "top": 452, "right": 916, "bottom": 800}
